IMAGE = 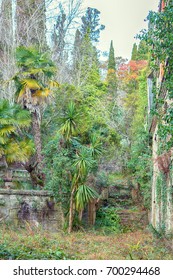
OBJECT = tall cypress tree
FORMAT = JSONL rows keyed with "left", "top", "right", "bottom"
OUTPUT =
{"left": 137, "top": 40, "right": 148, "bottom": 60}
{"left": 108, "top": 40, "right": 116, "bottom": 70}
{"left": 131, "top": 43, "right": 138, "bottom": 60}
{"left": 107, "top": 40, "right": 117, "bottom": 96}
{"left": 73, "top": 28, "right": 100, "bottom": 86}
{"left": 72, "top": 29, "right": 82, "bottom": 82}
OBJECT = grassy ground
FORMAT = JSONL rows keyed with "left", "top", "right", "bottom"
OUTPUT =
{"left": 0, "top": 225, "right": 173, "bottom": 260}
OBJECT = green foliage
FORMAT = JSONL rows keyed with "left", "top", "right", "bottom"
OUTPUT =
{"left": 155, "top": 173, "right": 167, "bottom": 234}
{"left": 138, "top": 2, "right": 173, "bottom": 148}
{"left": 42, "top": 84, "right": 83, "bottom": 137}
{"left": 141, "top": 4, "right": 173, "bottom": 64}
{"left": 79, "top": 83, "right": 107, "bottom": 132}
{"left": 73, "top": 146, "right": 96, "bottom": 179}
{"left": 131, "top": 41, "right": 148, "bottom": 61}
{"left": 12, "top": 45, "right": 57, "bottom": 187}
{"left": 131, "top": 67, "right": 148, "bottom": 134}
{"left": 75, "top": 184, "right": 98, "bottom": 211}
{"left": 0, "top": 233, "right": 67, "bottom": 260}
{"left": 96, "top": 171, "right": 109, "bottom": 188}
{"left": 127, "top": 129, "right": 152, "bottom": 208}
{"left": 44, "top": 101, "right": 102, "bottom": 228}
{"left": 0, "top": 99, "right": 31, "bottom": 128}
{"left": 108, "top": 40, "right": 116, "bottom": 70}
{"left": 95, "top": 207, "right": 122, "bottom": 233}
{"left": 0, "top": 99, "right": 34, "bottom": 163}
{"left": 131, "top": 43, "right": 138, "bottom": 60}
{"left": 16, "top": 46, "right": 56, "bottom": 78}
{"left": 107, "top": 40, "right": 117, "bottom": 96}
{"left": 59, "top": 102, "right": 79, "bottom": 141}
{"left": 0, "top": 243, "right": 66, "bottom": 260}
{"left": 1, "top": 228, "right": 173, "bottom": 260}
{"left": 14, "top": 46, "right": 57, "bottom": 110}
{"left": 80, "top": 7, "right": 105, "bottom": 42}
{"left": 76, "top": 30, "right": 101, "bottom": 87}
{"left": 89, "top": 134, "right": 103, "bottom": 159}
{"left": 43, "top": 134, "right": 71, "bottom": 213}
{"left": 137, "top": 40, "right": 149, "bottom": 60}
{"left": 119, "top": 42, "right": 150, "bottom": 205}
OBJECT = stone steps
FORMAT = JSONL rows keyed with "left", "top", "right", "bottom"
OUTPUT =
{"left": 117, "top": 209, "right": 148, "bottom": 229}
{"left": 107, "top": 182, "right": 148, "bottom": 229}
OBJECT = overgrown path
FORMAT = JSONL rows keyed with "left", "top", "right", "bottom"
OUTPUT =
{"left": 56, "top": 230, "right": 173, "bottom": 260}
{"left": 1, "top": 227, "right": 172, "bottom": 260}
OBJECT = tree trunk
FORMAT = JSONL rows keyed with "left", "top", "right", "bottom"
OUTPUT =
{"left": 68, "top": 187, "right": 76, "bottom": 234}
{"left": 78, "top": 209, "right": 83, "bottom": 221}
{"left": 88, "top": 199, "right": 97, "bottom": 226}
{"left": 24, "top": 157, "right": 44, "bottom": 188}
{"left": 32, "top": 112, "right": 43, "bottom": 165}
{"left": 31, "top": 112, "right": 45, "bottom": 187}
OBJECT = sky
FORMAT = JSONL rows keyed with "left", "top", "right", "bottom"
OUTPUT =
{"left": 83, "top": 0, "right": 159, "bottom": 60}
{"left": 0, "top": 0, "right": 159, "bottom": 60}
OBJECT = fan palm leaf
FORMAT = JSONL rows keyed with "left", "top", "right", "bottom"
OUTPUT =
{"left": 14, "top": 46, "right": 58, "bottom": 107}
{"left": 49, "top": 80, "right": 60, "bottom": 88}
{"left": 0, "top": 99, "right": 33, "bottom": 164}
{"left": 33, "top": 88, "right": 51, "bottom": 98}
{"left": 0, "top": 100, "right": 31, "bottom": 129}
{"left": 0, "top": 136, "right": 8, "bottom": 145}
{"left": 14, "top": 109, "right": 31, "bottom": 127}
{"left": 0, "top": 126, "right": 16, "bottom": 136}
{"left": 4, "top": 140, "right": 33, "bottom": 163}
{"left": 21, "top": 79, "right": 41, "bottom": 90}
{"left": 16, "top": 46, "right": 56, "bottom": 78}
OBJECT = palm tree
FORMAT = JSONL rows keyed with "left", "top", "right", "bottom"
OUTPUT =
{"left": 0, "top": 99, "right": 34, "bottom": 181}
{"left": 68, "top": 147, "right": 98, "bottom": 233}
{"left": 89, "top": 134, "right": 102, "bottom": 159}
{"left": 59, "top": 101, "right": 79, "bottom": 142}
{"left": 13, "top": 46, "right": 57, "bottom": 187}
{"left": 58, "top": 102, "right": 99, "bottom": 233}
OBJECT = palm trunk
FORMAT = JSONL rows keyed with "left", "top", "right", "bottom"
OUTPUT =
{"left": 24, "top": 158, "right": 44, "bottom": 188}
{"left": 31, "top": 111, "right": 45, "bottom": 187}
{"left": 78, "top": 209, "right": 83, "bottom": 222}
{"left": 68, "top": 187, "right": 76, "bottom": 234}
{"left": 32, "top": 111, "right": 43, "bottom": 165}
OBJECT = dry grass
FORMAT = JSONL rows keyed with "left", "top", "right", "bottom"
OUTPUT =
{"left": 1, "top": 225, "right": 172, "bottom": 260}
{"left": 55, "top": 230, "right": 173, "bottom": 260}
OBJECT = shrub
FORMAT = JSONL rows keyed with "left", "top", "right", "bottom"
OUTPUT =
{"left": 0, "top": 231, "right": 68, "bottom": 260}
{"left": 0, "top": 242, "right": 67, "bottom": 260}
{"left": 95, "top": 206, "right": 122, "bottom": 234}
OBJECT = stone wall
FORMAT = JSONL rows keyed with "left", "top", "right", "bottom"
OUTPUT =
{"left": 151, "top": 124, "right": 173, "bottom": 234}
{"left": 0, "top": 189, "right": 64, "bottom": 231}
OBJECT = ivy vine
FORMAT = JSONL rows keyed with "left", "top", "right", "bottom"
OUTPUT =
{"left": 139, "top": 2, "right": 173, "bottom": 151}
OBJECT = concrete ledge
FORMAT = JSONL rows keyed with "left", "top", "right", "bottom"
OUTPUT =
{"left": 0, "top": 189, "right": 52, "bottom": 196}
